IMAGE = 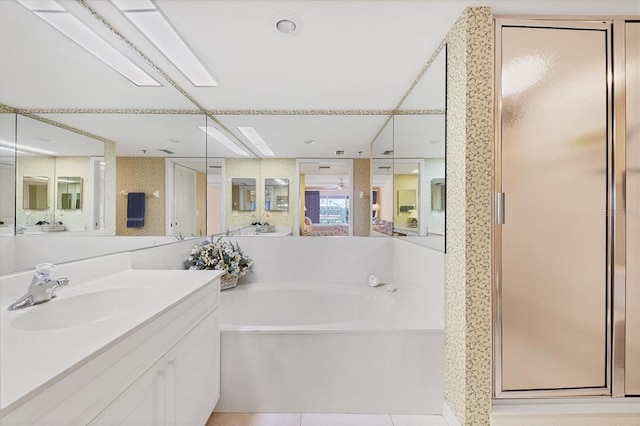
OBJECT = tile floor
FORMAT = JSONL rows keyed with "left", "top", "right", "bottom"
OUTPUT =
{"left": 207, "top": 413, "right": 451, "bottom": 426}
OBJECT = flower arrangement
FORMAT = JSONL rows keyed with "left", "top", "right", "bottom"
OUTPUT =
{"left": 184, "top": 237, "right": 252, "bottom": 288}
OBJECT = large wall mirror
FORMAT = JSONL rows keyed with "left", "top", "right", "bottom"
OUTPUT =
{"left": 1, "top": 12, "right": 448, "bottom": 275}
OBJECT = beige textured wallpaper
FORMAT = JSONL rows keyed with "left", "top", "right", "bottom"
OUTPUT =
{"left": 353, "top": 159, "right": 371, "bottom": 236}
{"left": 444, "top": 7, "right": 493, "bottom": 426}
{"left": 115, "top": 157, "right": 166, "bottom": 236}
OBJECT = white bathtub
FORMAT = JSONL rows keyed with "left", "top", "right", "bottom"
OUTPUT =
{"left": 217, "top": 281, "right": 445, "bottom": 414}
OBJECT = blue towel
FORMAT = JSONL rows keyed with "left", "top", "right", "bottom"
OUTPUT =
{"left": 126, "top": 192, "right": 145, "bottom": 228}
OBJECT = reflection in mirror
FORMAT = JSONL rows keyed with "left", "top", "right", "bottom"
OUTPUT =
{"left": 298, "top": 159, "right": 353, "bottom": 237}
{"left": 206, "top": 159, "right": 224, "bottom": 235}
{"left": 232, "top": 178, "right": 256, "bottom": 212}
{"left": 23, "top": 176, "right": 49, "bottom": 210}
{"left": 397, "top": 189, "right": 417, "bottom": 215}
{"left": 16, "top": 114, "right": 105, "bottom": 234}
{"left": 393, "top": 161, "right": 421, "bottom": 236}
{"left": 393, "top": 45, "right": 446, "bottom": 251}
{"left": 370, "top": 116, "right": 394, "bottom": 237}
{"left": 57, "top": 177, "right": 82, "bottom": 210}
{"left": 0, "top": 113, "right": 16, "bottom": 232}
{"left": 431, "top": 178, "right": 445, "bottom": 211}
{"left": 264, "top": 178, "right": 289, "bottom": 212}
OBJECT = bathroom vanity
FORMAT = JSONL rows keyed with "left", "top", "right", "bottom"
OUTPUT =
{"left": 0, "top": 255, "right": 222, "bottom": 425}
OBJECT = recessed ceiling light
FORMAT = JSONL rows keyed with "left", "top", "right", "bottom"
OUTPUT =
{"left": 276, "top": 19, "right": 296, "bottom": 34}
{"left": 335, "top": 150, "right": 345, "bottom": 156}
{"left": 383, "top": 150, "right": 393, "bottom": 156}
{"left": 198, "top": 126, "right": 249, "bottom": 157}
{"left": 237, "top": 126, "right": 275, "bottom": 157}
{"left": 17, "top": 0, "right": 161, "bottom": 87}
{"left": 303, "top": 139, "right": 315, "bottom": 145}
{"left": 168, "top": 138, "right": 180, "bottom": 143}
{"left": 157, "top": 148, "right": 174, "bottom": 154}
{"left": 112, "top": 0, "right": 220, "bottom": 87}
{"left": 36, "top": 137, "right": 50, "bottom": 142}
{"left": 429, "top": 140, "right": 440, "bottom": 144}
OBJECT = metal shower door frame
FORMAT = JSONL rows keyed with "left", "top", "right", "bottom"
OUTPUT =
{"left": 492, "top": 18, "right": 626, "bottom": 399}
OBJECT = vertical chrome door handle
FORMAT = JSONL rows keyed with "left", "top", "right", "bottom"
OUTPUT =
{"left": 496, "top": 193, "right": 505, "bottom": 225}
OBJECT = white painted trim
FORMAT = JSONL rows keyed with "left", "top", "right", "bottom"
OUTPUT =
{"left": 443, "top": 401, "right": 462, "bottom": 426}
{"left": 491, "top": 397, "right": 640, "bottom": 415}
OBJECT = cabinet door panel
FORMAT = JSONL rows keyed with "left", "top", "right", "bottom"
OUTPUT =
{"left": 169, "top": 309, "right": 220, "bottom": 426}
{"left": 89, "top": 363, "right": 162, "bottom": 426}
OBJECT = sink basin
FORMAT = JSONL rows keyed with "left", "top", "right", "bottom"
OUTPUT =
{"left": 11, "top": 287, "right": 153, "bottom": 331}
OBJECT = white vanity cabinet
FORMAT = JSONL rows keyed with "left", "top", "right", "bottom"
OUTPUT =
{"left": 0, "top": 273, "right": 221, "bottom": 426}
{"left": 91, "top": 310, "right": 220, "bottom": 426}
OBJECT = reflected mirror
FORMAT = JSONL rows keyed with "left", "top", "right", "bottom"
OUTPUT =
{"left": 57, "top": 176, "right": 82, "bottom": 210}
{"left": 264, "top": 178, "right": 289, "bottom": 211}
{"left": 23, "top": 176, "right": 49, "bottom": 210}
{"left": 232, "top": 178, "right": 256, "bottom": 211}
{"left": 431, "top": 178, "right": 445, "bottom": 211}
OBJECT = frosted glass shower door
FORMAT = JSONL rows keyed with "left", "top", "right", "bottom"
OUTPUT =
{"left": 626, "top": 21, "right": 640, "bottom": 396}
{"left": 498, "top": 24, "right": 610, "bottom": 393}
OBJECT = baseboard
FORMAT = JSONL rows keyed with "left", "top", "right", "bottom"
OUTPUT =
{"left": 443, "top": 401, "right": 462, "bottom": 426}
{"left": 490, "top": 397, "right": 640, "bottom": 425}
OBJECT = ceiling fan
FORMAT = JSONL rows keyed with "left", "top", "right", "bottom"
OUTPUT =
{"left": 333, "top": 178, "right": 346, "bottom": 190}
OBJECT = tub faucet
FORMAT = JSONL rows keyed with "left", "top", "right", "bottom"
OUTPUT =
{"left": 7, "top": 263, "right": 69, "bottom": 311}
{"left": 367, "top": 274, "right": 397, "bottom": 292}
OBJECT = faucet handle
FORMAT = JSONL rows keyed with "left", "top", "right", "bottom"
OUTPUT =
{"left": 35, "top": 263, "right": 57, "bottom": 280}
{"left": 57, "top": 278, "right": 69, "bottom": 287}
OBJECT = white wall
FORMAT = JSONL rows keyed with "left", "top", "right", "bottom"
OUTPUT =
{"left": 393, "top": 237, "right": 445, "bottom": 325}
{"left": 0, "top": 235, "right": 178, "bottom": 275}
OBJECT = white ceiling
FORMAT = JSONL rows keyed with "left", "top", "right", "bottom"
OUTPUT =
{"left": 1, "top": 0, "right": 638, "bottom": 159}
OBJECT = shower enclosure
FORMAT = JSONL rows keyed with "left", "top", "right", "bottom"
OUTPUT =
{"left": 493, "top": 19, "right": 639, "bottom": 398}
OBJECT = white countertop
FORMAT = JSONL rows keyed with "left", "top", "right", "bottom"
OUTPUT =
{"left": 0, "top": 268, "right": 222, "bottom": 412}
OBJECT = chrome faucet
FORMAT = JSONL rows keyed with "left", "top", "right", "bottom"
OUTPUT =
{"left": 7, "top": 263, "right": 69, "bottom": 311}
{"left": 367, "top": 274, "right": 397, "bottom": 292}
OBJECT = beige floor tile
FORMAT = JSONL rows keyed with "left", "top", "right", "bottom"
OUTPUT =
{"left": 390, "top": 414, "right": 449, "bottom": 426}
{"left": 615, "top": 416, "right": 640, "bottom": 426}
{"left": 301, "top": 413, "right": 393, "bottom": 426}
{"left": 208, "top": 412, "right": 302, "bottom": 426}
